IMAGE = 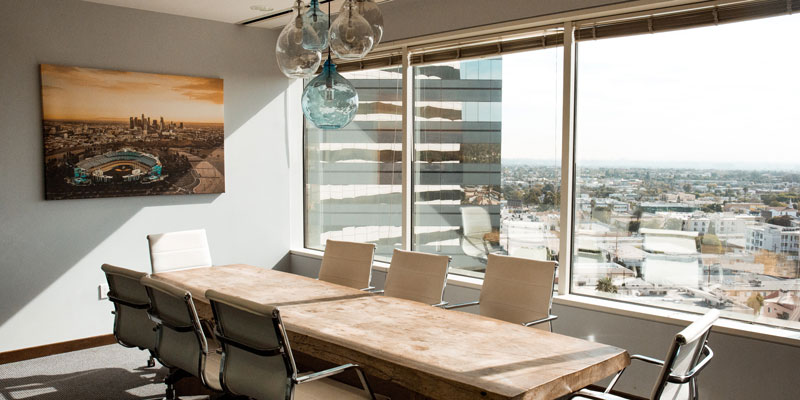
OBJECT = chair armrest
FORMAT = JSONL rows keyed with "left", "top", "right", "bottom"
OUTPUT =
{"left": 568, "top": 389, "right": 630, "bottom": 400}
{"left": 295, "top": 363, "right": 377, "bottom": 399}
{"left": 368, "top": 289, "right": 384, "bottom": 295}
{"left": 667, "top": 344, "right": 713, "bottom": 384}
{"left": 442, "top": 300, "right": 480, "bottom": 309}
{"left": 360, "top": 286, "right": 376, "bottom": 292}
{"left": 522, "top": 314, "right": 558, "bottom": 327}
{"left": 296, "top": 363, "right": 356, "bottom": 384}
{"left": 630, "top": 354, "right": 665, "bottom": 366}
{"left": 431, "top": 301, "right": 449, "bottom": 307}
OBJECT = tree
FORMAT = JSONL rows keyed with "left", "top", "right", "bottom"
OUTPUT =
{"left": 767, "top": 215, "right": 793, "bottom": 227}
{"left": 746, "top": 293, "right": 764, "bottom": 316}
{"left": 596, "top": 277, "right": 618, "bottom": 294}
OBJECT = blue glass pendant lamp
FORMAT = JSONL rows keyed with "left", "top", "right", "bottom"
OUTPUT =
{"left": 302, "top": 0, "right": 329, "bottom": 51}
{"left": 302, "top": 55, "right": 359, "bottom": 129}
{"left": 302, "top": 0, "right": 359, "bottom": 129}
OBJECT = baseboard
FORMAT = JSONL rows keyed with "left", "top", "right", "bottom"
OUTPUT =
{"left": 0, "top": 334, "right": 117, "bottom": 365}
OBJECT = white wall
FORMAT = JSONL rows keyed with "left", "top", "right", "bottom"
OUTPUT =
{"left": 290, "top": 253, "right": 800, "bottom": 399}
{"left": 0, "top": 0, "right": 295, "bottom": 352}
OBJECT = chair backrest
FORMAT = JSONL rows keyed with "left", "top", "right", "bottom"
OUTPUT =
{"left": 650, "top": 309, "right": 719, "bottom": 400}
{"left": 384, "top": 249, "right": 450, "bottom": 305}
{"left": 147, "top": 229, "right": 212, "bottom": 273}
{"left": 480, "top": 254, "right": 557, "bottom": 330}
{"left": 140, "top": 276, "right": 207, "bottom": 381}
{"left": 206, "top": 290, "right": 296, "bottom": 400}
{"left": 461, "top": 207, "right": 492, "bottom": 237}
{"left": 101, "top": 264, "right": 156, "bottom": 351}
{"left": 319, "top": 239, "right": 376, "bottom": 289}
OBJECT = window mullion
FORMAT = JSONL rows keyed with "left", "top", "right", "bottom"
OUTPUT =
{"left": 401, "top": 47, "right": 413, "bottom": 251}
{"left": 558, "top": 21, "right": 577, "bottom": 295}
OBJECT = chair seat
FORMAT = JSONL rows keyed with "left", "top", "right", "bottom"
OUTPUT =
{"left": 571, "top": 388, "right": 630, "bottom": 400}
{"left": 203, "top": 348, "right": 222, "bottom": 391}
{"left": 295, "top": 375, "right": 372, "bottom": 400}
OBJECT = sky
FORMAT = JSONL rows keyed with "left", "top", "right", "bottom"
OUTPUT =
{"left": 501, "top": 13, "right": 800, "bottom": 170}
{"left": 40, "top": 64, "right": 224, "bottom": 124}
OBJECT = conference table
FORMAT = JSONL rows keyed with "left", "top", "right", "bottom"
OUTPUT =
{"left": 152, "top": 264, "right": 629, "bottom": 400}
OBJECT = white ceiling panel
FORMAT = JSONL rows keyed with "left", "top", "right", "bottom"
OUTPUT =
{"left": 83, "top": 0, "right": 391, "bottom": 29}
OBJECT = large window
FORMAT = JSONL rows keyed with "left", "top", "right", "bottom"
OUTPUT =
{"left": 572, "top": 13, "right": 800, "bottom": 328}
{"left": 305, "top": 67, "right": 403, "bottom": 261}
{"left": 411, "top": 52, "right": 562, "bottom": 278}
{"left": 303, "top": 2, "right": 800, "bottom": 331}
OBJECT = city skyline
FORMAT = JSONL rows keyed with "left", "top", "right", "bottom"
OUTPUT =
{"left": 40, "top": 64, "right": 224, "bottom": 123}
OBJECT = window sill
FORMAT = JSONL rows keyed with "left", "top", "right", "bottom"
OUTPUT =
{"left": 289, "top": 248, "right": 800, "bottom": 348}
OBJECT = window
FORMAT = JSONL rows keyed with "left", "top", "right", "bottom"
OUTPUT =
{"left": 411, "top": 50, "right": 562, "bottom": 279}
{"left": 302, "top": 0, "right": 800, "bottom": 332}
{"left": 305, "top": 67, "right": 403, "bottom": 261}
{"left": 572, "top": 13, "right": 800, "bottom": 328}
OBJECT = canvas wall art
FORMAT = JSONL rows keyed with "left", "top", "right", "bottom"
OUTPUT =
{"left": 41, "top": 64, "right": 224, "bottom": 200}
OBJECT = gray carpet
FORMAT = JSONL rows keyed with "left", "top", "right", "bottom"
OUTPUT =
{"left": 0, "top": 345, "right": 169, "bottom": 399}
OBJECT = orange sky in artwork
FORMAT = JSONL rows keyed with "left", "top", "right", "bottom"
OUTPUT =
{"left": 41, "top": 64, "right": 223, "bottom": 124}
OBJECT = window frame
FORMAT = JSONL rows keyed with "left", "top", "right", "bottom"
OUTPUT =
{"left": 297, "top": 0, "right": 800, "bottom": 337}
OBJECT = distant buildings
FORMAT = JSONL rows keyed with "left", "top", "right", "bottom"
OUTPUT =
{"left": 746, "top": 224, "right": 800, "bottom": 254}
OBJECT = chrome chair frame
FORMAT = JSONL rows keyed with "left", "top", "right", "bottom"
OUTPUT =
{"left": 208, "top": 297, "right": 377, "bottom": 400}
{"left": 571, "top": 345, "right": 713, "bottom": 400}
{"left": 102, "top": 264, "right": 157, "bottom": 367}
{"left": 440, "top": 262, "right": 559, "bottom": 331}
{"left": 569, "top": 310, "right": 717, "bottom": 400}
{"left": 143, "top": 284, "right": 215, "bottom": 400}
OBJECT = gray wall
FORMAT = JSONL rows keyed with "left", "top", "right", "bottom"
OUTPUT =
{"left": 290, "top": 253, "right": 800, "bottom": 399}
{"left": 380, "top": 0, "right": 638, "bottom": 43}
{"left": 0, "top": 0, "right": 292, "bottom": 352}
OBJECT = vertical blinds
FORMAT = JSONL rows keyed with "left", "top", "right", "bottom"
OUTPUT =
{"left": 575, "top": 0, "right": 800, "bottom": 41}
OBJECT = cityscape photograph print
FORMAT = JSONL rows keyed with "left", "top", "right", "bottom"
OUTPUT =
{"left": 40, "top": 64, "right": 224, "bottom": 200}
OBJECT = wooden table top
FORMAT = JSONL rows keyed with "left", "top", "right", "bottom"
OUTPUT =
{"left": 152, "top": 264, "right": 372, "bottom": 306}
{"left": 153, "top": 264, "right": 629, "bottom": 400}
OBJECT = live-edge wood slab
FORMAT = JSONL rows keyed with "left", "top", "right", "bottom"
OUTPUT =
{"left": 282, "top": 295, "right": 628, "bottom": 400}
{"left": 153, "top": 265, "right": 629, "bottom": 400}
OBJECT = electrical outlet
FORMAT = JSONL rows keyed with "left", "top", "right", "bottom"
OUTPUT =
{"left": 98, "top": 284, "right": 109, "bottom": 300}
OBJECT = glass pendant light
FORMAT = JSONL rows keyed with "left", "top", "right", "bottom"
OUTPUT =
{"left": 356, "top": 0, "right": 384, "bottom": 47}
{"left": 301, "top": 55, "right": 359, "bottom": 129}
{"left": 329, "top": 0, "right": 374, "bottom": 60}
{"left": 276, "top": 0, "right": 322, "bottom": 79}
{"left": 302, "top": 0, "right": 329, "bottom": 51}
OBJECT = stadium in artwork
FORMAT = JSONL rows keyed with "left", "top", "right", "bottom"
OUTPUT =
{"left": 41, "top": 64, "right": 224, "bottom": 200}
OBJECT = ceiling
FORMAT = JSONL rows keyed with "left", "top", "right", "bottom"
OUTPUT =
{"left": 83, "top": 0, "right": 389, "bottom": 29}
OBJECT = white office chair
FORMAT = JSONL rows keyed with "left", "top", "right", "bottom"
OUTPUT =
{"left": 570, "top": 309, "right": 719, "bottom": 400}
{"left": 206, "top": 289, "right": 379, "bottom": 400}
{"left": 460, "top": 206, "right": 492, "bottom": 261}
{"left": 319, "top": 239, "right": 376, "bottom": 290}
{"left": 147, "top": 229, "right": 212, "bottom": 273}
{"left": 101, "top": 264, "right": 157, "bottom": 367}
{"left": 443, "top": 254, "right": 558, "bottom": 331}
{"left": 140, "top": 276, "right": 222, "bottom": 399}
{"left": 377, "top": 249, "right": 450, "bottom": 306}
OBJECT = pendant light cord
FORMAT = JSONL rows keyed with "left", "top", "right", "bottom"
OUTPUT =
{"left": 327, "top": 0, "right": 332, "bottom": 60}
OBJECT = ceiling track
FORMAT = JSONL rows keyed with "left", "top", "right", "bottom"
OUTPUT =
{"left": 240, "top": 0, "right": 335, "bottom": 25}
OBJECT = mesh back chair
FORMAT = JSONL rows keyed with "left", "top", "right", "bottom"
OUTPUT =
{"left": 460, "top": 206, "right": 493, "bottom": 261}
{"left": 140, "top": 276, "right": 221, "bottom": 399}
{"left": 443, "top": 254, "right": 558, "bottom": 331}
{"left": 101, "top": 264, "right": 157, "bottom": 367}
{"left": 319, "top": 240, "right": 376, "bottom": 290}
{"left": 570, "top": 309, "right": 719, "bottom": 400}
{"left": 205, "top": 289, "right": 378, "bottom": 400}
{"left": 378, "top": 249, "right": 450, "bottom": 306}
{"left": 147, "top": 229, "right": 212, "bottom": 273}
